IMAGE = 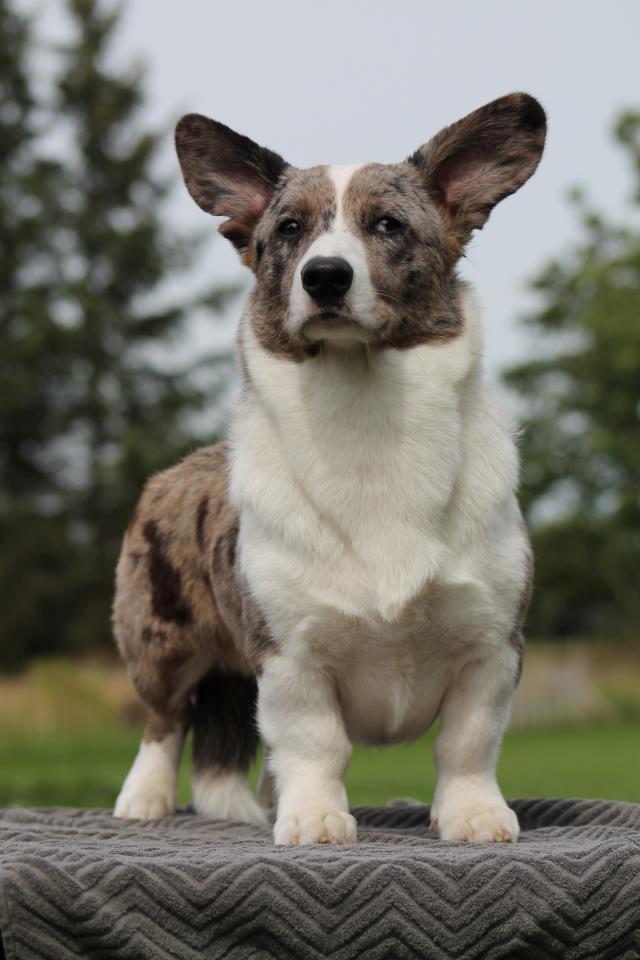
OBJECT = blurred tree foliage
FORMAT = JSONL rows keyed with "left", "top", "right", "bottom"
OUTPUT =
{"left": 1, "top": 0, "right": 69, "bottom": 669}
{"left": 0, "top": 0, "right": 236, "bottom": 670}
{"left": 505, "top": 115, "right": 640, "bottom": 641}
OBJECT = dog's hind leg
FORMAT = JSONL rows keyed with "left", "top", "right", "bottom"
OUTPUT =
{"left": 114, "top": 623, "right": 214, "bottom": 820}
{"left": 190, "top": 670, "right": 268, "bottom": 825}
{"left": 114, "top": 702, "right": 189, "bottom": 820}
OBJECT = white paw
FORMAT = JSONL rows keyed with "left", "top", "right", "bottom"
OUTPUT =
{"left": 114, "top": 783, "right": 175, "bottom": 820}
{"left": 114, "top": 738, "right": 178, "bottom": 820}
{"left": 434, "top": 801, "right": 519, "bottom": 843}
{"left": 274, "top": 809, "right": 357, "bottom": 845}
{"left": 193, "top": 770, "right": 269, "bottom": 826}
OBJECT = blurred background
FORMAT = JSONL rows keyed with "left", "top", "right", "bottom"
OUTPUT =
{"left": 1, "top": 0, "right": 639, "bottom": 809}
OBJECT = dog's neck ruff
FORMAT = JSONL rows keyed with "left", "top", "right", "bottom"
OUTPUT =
{"left": 230, "top": 288, "right": 517, "bottom": 623}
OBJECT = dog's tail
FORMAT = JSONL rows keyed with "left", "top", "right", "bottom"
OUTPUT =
{"left": 191, "top": 670, "right": 268, "bottom": 825}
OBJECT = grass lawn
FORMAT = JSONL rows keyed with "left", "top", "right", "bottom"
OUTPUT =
{"left": 1, "top": 721, "right": 639, "bottom": 809}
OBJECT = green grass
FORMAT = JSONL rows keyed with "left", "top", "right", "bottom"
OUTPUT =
{"left": 2, "top": 722, "right": 640, "bottom": 809}
{"left": 353, "top": 723, "right": 640, "bottom": 805}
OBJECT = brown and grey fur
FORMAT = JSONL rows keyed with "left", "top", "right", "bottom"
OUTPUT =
{"left": 175, "top": 93, "right": 544, "bottom": 365}
{"left": 113, "top": 445, "right": 265, "bottom": 767}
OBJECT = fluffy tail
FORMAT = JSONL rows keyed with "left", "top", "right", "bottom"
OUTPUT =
{"left": 191, "top": 670, "right": 268, "bottom": 825}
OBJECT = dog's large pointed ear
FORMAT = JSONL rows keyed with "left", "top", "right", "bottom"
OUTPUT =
{"left": 409, "top": 93, "right": 546, "bottom": 260}
{"left": 175, "top": 114, "right": 288, "bottom": 264}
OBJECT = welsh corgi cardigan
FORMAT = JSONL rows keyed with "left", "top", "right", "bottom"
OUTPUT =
{"left": 113, "top": 93, "right": 544, "bottom": 844}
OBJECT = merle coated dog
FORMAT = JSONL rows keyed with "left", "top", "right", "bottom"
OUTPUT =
{"left": 113, "top": 93, "right": 544, "bottom": 844}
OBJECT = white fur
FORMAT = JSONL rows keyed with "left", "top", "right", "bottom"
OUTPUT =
{"left": 258, "top": 649, "right": 356, "bottom": 844}
{"left": 114, "top": 733, "right": 182, "bottom": 820}
{"left": 230, "top": 282, "right": 528, "bottom": 844}
{"left": 192, "top": 769, "right": 268, "bottom": 826}
{"left": 288, "top": 164, "right": 377, "bottom": 336}
{"left": 429, "top": 655, "right": 521, "bottom": 842}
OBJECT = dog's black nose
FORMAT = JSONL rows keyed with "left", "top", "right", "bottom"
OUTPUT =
{"left": 301, "top": 256, "right": 353, "bottom": 304}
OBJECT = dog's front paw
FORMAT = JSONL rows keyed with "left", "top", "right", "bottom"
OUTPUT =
{"left": 274, "top": 809, "right": 357, "bottom": 845}
{"left": 435, "top": 801, "right": 519, "bottom": 843}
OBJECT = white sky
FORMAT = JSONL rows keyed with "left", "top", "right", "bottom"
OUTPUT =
{"left": 23, "top": 0, "right": 640, "bottom": 378}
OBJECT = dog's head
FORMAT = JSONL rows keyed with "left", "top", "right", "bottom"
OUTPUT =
{"left": 176, "top": 93, "right": 545, "bottom": 361}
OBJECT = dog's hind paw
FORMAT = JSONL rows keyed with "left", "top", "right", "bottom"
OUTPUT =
{"left": 114, "top": 784, "right": 175, "bottom": 820}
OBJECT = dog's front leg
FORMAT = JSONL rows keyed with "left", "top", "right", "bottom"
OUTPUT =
{"left": 430, "top": 649, "right": 520, "bottom": 843}
{"left": 258, "top": 655, "right": 356, "bottom": 845}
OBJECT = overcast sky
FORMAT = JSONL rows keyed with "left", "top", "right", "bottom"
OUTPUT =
{"left": 24, "top": 0, "right": 640, "bottom": 377}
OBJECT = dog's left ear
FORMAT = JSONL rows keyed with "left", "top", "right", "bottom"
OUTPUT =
{"left": 409, "top": 92, "right": 546, "bottom": 260}
{"left": 175, "top": 114, "right": 288, "bottom": 265}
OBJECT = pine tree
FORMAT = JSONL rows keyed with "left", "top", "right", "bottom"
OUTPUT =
{"left": 0, "top": 0, "right": 74, "bottom": 668}
{"left": 504, "top": 114, "right": 640, "bottom": 640}
{"left": 0, "top": 0, "right": 236, "bottom": 668}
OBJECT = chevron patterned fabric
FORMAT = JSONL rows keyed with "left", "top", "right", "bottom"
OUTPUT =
{"left": 1, "top": 799, "right": 640, "bottom": 959}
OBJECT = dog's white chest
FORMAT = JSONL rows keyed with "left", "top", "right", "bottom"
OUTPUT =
{"left": 232, "top": 328, "right": 478, "bottom": 621}
{"left": 336, "top": 620, "right": 447, "bottom": 744}
{"left": 311, "top": 580, "right": 481, "bottom": 746}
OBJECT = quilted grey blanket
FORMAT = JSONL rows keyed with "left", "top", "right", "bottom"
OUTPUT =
{"left": 1, "top": 799, "right": 640, "bottom": 959}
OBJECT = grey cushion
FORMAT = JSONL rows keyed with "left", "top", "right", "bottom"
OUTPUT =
{"left": 1, "top": 799, "right": 640, "bottom": 959}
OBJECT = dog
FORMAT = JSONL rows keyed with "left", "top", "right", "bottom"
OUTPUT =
{"left": 113, "top": 92, "right": 545, "bottom": 844}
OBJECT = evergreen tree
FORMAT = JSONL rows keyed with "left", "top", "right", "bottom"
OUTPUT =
{"left": 504, "top": 113, "right": 640, "bottom": 640}
{"left": 0, "top": 0, "right": 236, "bottom": 668}
{"left": 0, "top": 0, "right": 73, "bottom": 668}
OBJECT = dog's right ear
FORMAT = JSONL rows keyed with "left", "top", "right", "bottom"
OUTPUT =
{"left": 175, "top": 114, "right": 288, "bottom": 263}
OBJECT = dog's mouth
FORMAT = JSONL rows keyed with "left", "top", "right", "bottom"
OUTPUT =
{"left": 302, "top": 309, "right": 373, "bottom": 344}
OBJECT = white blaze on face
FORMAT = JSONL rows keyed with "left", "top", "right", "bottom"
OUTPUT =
{"left": 288, "top": 164, "right": 377, "bottom": 337}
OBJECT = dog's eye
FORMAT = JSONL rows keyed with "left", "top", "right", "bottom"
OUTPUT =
{"left": 278, "top": 219, "right": 300, "bottom": 237}
{"left": 374, "top": 215, "right": 404, "bottom": 235}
